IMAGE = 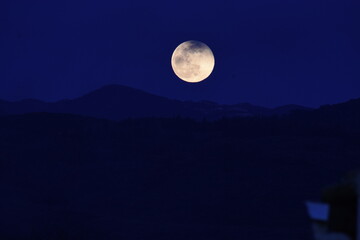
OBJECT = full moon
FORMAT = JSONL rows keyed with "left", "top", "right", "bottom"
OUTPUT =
{"left": 171, "top": 40, "right": 215, "bottom": 83}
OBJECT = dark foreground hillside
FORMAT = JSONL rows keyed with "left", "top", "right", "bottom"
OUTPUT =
{"left": 1, "top": 111, "right": 360, "bottom": 240}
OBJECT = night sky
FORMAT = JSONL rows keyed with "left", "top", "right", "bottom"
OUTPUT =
{"left": 1, "top": 0, "right": 359, "bottom": 107}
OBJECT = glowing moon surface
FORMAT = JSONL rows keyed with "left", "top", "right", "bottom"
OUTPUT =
{"left": 171, "top": 40, "right": 215, "bottom": 83}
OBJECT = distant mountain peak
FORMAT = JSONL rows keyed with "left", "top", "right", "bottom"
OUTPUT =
{"left": 0, "top": 84, "right": 321, "bottom": 120}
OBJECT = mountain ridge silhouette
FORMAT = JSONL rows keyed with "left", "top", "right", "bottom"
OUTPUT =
{"left": 0, "top": 84, "right": 313, "bottom": 120}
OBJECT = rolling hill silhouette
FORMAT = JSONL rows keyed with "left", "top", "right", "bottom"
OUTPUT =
{"left": 0, "top": 84, "right": 312, "bottom": 120}
{"left": 1, "top": 89, "right": 360, "bottom": 239}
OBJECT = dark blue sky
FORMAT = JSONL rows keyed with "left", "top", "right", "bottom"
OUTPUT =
{"left": 1, "top": 0, "right": 359, "bottom": 107}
